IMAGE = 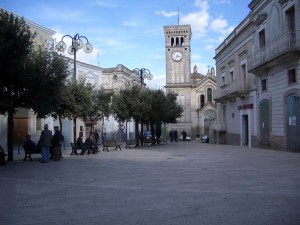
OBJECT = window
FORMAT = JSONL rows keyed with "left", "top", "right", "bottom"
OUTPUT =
{"left": 176, "top": 37, "right": 179, "bottom": 46}
{"left": 200, "top": 95, "right": 205, "bottom": 108}
{"left": 286, "top": 7, "right": 295, "bottom": 33}
{"left": 261, "top": 79, "right": 267, "bottom": 91}
{"left": 221, "top": 72, "right": 225, "bottom": 86}
{"left": 288, "top": 69, "right": 296, "bottom": 84}
{"left": 259, "top": 29, "right": 266, "bottom": 49}
{"left": 230, "top": 71, "right": 234, "bottom": 81}
{"left": 207, "top": 88, "right": 212, "bottom": 102}
{"left": 181, "top": 37, "right": 184, "bottom": 46}
{"left": 241, "top": 64, "right": 247, "bottom": 87}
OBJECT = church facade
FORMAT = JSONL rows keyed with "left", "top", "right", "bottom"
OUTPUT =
{"left": 163, "top": 25, "right": 217, "bottom": 138}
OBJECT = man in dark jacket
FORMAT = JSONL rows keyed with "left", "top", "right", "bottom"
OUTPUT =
{"left": 52, "top": 126, "right": 64, "bottom": 161}
{"left": 39, "top": 124, "right": 52, "bottom": 163}
{"left": 23, "top": 135, "right": 39, "bottom": 153}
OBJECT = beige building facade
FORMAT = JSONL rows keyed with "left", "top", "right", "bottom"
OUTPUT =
{"left": 213, "top": 0, "right": 300, "bottom": 151}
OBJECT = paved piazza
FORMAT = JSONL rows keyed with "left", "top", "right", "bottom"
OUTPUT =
{"left": 1, "top": 142, "right": 300, "bottom": 225}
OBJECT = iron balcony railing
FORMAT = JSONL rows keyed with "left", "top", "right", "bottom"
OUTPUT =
{"left": 248, "top": 31, "right": 300, "bottom": 72}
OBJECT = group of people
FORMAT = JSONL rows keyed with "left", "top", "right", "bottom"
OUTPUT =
{"left": 169, "top": 129, "right": 187, "bottom": 142}
{"left": 37, "top": 124, "right": 64, "bottom": 163}
{"left": 75, "top": 132, "right": 99, "bottom": 155}
{"left": 21, "top": 125, "right": 64, "bottom": 163}
{"left": 169, "top": 129, "right": 178, "bottom": 142}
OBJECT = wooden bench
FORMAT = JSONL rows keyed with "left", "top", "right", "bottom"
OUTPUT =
{"left": 0, "top": 151, "right": 7, "bottom": 166}
{"left": 143, "top": 139, "right": 156, "bottom": 146}
{"left": 23, "top": 146, "right": 40, "bottom": 161}
{"left": 125, "top": 139, "right": 137, "bottom": 149}
{"left": 102, "top": 141, "right": 121, "bottom": 152}
{"left": 70, "top": 143, "right": 79, "bottom": 155}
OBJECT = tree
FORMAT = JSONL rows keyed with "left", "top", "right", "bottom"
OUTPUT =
{"left": 111, "top": 85, "right": 152, "bottom": 146}
{"left": 83, "top": 88, "right": 113, "bottom": 133}
{"left": 62, "top": 80, "right": 92, "bottom": 143}
{"left": 0, "top": 10, "right": 69, "bottom": 161}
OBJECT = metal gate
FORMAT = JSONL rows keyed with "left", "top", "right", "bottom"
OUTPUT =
{"left": 260, "top": 99, "right": 270, "bottom": 146}
{"left": 286, "top": 94, "right": 300, "bottom": 151}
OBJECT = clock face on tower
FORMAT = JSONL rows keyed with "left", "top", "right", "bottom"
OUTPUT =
{"left": 171, "top": 51, "right": 183, "bottom": 62}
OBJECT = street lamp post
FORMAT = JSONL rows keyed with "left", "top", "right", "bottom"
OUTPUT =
{"left": 55, "top": 33, "right": 93, "bottom": 81}
{"left": 55, "top": 33, "right": 93, "bottom": 144}
{"left": 132, "top": 68, "right": 153, "bottom": 147}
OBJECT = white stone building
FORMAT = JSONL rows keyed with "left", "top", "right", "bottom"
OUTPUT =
{"left": 248, "top": 0, "right": 300, "bottom": 150}
{"left": 213, "top": 0, "right": 300, "bottom": 151}
{"left": 213, "top": 14, "right": 257, "bottom": 147}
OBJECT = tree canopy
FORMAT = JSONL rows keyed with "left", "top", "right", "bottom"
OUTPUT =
{"left": 0, "top": 10, "right": 69, "bottom": 160}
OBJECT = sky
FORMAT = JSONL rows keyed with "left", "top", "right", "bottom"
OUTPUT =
{"left": 1, "top": 0, "right": 250, "bottom": 88}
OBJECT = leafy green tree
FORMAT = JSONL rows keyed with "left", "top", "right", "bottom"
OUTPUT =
{"left": 111, "top": 85, "right": 152, "bottom": 146}
{"left": 62, "top": 80, "right": 92, "bottom": 143}
{"left": 0, "top": 10, "right": 69, "bottom": 161}
{"left": 83, "top": 87, "right": 113, "bottom": 133}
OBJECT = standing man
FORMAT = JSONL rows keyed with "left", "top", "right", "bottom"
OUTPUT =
{"left": 94, "top": 129, "right": 99, "bottom": 145}
{"left": 39, "top": 124, "right": 52, "bottom": 163}
{"left": 169, "top": 129, "right": 174, "bottom": 142}
{"left": 181, "top": 130, "right": 187, "bottom": 141}
{"left": 52, "top": 126, "right": 64, "bottom": 161}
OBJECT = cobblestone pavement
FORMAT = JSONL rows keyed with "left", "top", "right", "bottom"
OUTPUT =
{"left": 1, "top": 141, "right": 300, "bottom": 225}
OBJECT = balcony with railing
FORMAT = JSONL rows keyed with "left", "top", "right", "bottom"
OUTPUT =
{"left": 213, "top": 77, "right": 254, "bottom": 102}
{"left": 210, "top": 121, "right": 226, "bottom": 131}
{"left": 248, "top": 31, "right": 300, "bottom": 74}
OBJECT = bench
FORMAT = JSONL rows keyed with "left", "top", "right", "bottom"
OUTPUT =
{"left": 0, "top": 151, "right": 6, "bottom": 166}
{"left": 70, "top": 143, "right": 79, "bottom": 155}
{"left": 143, "top": 139, "right": 156, "bottom": 146}
{"left": 23, "top": 146, "right": 40, "bottom": 161}
{"left": 102, "top": 141, "right": 121, "bottom": 152}
{"left": 125, "top": 139, "right": 137, "bottom": 149}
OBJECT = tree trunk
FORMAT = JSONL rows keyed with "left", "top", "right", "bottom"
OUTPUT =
{"left": 59, "top": 115, "right": 63, "bottom": 132}
{"left": 135, "top": 119, "right": 140, "bottom": 147}
{"left": 140, "top": 120, "right": 144, "bottom": 147}
{"left": 73, "top": 118, "right": 77, "bottom": 144}
{"left": 7, "top": 110, "right": 14, "bottom": 161}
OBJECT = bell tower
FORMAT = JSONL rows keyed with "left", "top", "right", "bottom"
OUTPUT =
{"left": 163, "top": 25, "right": 192, "bottom": 130}
{"left": 164, "top": 25, "right": 191, "bottom": 86}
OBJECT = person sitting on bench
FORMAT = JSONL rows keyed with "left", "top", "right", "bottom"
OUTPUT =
{"left": 23, "top": 135, "right": 39, "bottom": 154}
{"left": 0, "top": 144, "right": 6, "bottom": 166}
{"left": 76, "top": 133, "right": 85, "bottom": 155}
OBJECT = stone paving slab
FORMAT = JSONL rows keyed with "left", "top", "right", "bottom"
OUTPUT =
{"left": 1, "top": 142, "right": 300, "bottom": 225}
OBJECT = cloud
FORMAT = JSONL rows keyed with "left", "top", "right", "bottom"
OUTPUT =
{"left": 210, "top": 15, "right": 228, "bottom": 32}
{"left": 156, "top": 10, "right": 178, "bottom": 18}
{"left": 93, "top": 0, "right": 118, "bottom": 7}
{"left": 215, "top": 0, "right": 231, "bottom": 4}
{"left": 180, "top": 0, "right": 210, "bottom": 37}
{"left": 122, "top": 18, "right": 141, "bottom": 27}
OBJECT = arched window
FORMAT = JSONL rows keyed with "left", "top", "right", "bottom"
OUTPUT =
{"left": 176, "top": 37, "right": 179, "bottom": 46}
{"left": 181, "top": 37, "right": 184, "bottom": 46}
{"left": 171, "top": 37, "right": 174, "bottom": 46}
{"left": 200, "top": 95, "right": 205, "bottom": 108}
{"left": 207, "top": 88, "right": 212, "bottom": 102}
